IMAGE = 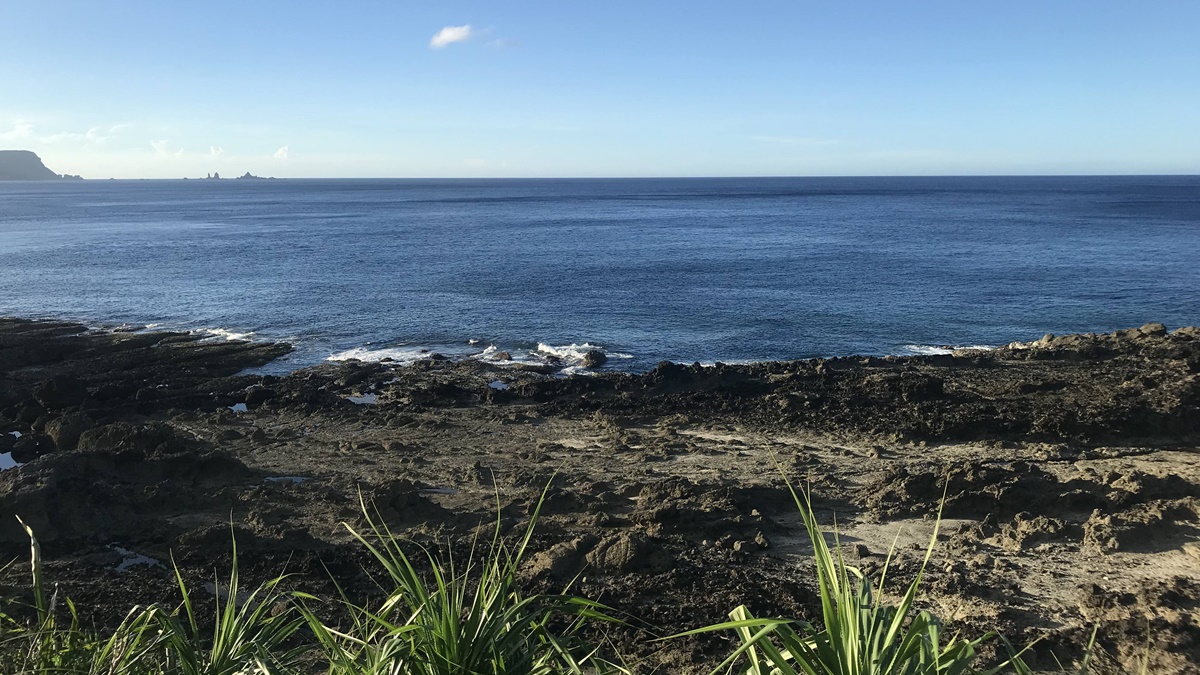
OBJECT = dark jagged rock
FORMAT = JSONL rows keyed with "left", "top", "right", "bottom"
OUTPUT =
{"left": 581, "top": 349, "right": 608, "bottom": 368}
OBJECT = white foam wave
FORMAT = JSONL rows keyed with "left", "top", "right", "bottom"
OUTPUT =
{"left": 196, "top": 327, "right": 256, "bottom": 342}
{"left": 328, "top": 340, "right": 632, "bottom": 375}
{"left": 535, "top": 342, "right": 631, "bottom": 361}
{"left": 678, "top": 358, "right": 763, "bottom": 367}
{"left": 327, "top": 346, "right": 439, "bottom": 365}
{"left": 899, "top": 344, "right": 997, "bottom": 356}
{"left": 900, "top": 345, "right": 954, "bottom": 356}
{"left": 535, "top": 342, "right": 600, "bottom": 361}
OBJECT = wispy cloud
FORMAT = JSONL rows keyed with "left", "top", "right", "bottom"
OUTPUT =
{"left": 430, "top": 24, "right": 475, "bottom": 48}
{"left": 274, "top": 145, "right": 289, "bottom": 160}
{"left": 39, "top": 124, "right": 130, "bottom": 145}
{"left": 150, "top": 139, "right": 183, "bottom": 157}
{"left": 0, "top": 120, "right": 34, "bottom": 141}
{"left": 487, "top": 38, "right": 521, "bottom": 49}
{"left": 751, "top": 135, "right": 840, "bottom": 146}
{"left": 210, "top": 146, "right": 225, "bottom": 157}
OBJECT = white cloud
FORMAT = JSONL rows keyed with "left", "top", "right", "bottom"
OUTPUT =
{"left": 430, "top": 24, "right": 475, "bottom": 48}
{"left": 150, "top": 139, "right": 184, "bottom": 157}
{"left": 210, "top": 146, "right": 225, "bottom": 157}
{"left": 87, "top": 124, "right": 130, "bottom": 144}
{"left": 39, "top": 124, "right": 129, "bottom": 145}
{"left": 463, "top": 158, "right": 487, "bottom": 167}
{"left": 0, "top": 120, "right": 34, "bottom": 141}
{"left": 274, "top": 145, "right": 289, "bottom": 160}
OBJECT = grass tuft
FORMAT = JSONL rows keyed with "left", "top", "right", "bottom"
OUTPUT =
{"left": 297, "top": 484, "right": 627, "bottom": 674}
{"left": 671, "top": 480, "right": 1020, "bottom": 675}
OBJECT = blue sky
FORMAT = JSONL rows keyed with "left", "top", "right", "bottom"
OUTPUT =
{"left": 3, "top": 1, "right": 1198, "bottom": 178}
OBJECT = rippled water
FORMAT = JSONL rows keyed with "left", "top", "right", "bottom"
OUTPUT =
{"left": 1, "top": 176, "right": 1197, "bottom": 372}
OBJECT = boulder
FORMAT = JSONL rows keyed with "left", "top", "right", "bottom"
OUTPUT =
{"left": 581, "top": 350, "right": 608, "bottom": 369}
{"left": 43, "top": 411, "right": 94, "bottom": 451}
{"left": 11, "top": 433, "right": 55, "bottom": 463}
{"left": 244, "top": 385, "right": 276, "bottom": 409}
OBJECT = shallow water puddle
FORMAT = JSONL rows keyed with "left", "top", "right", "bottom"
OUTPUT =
{"left": 266, "top": 476, "right": 309, "bottom": 484}
{"left": 488, "top": 380, "right": 509, "bottom": 390}
{"left": 9, "top": 430, "right": 21, "bottom": 438}
{"left": 112, "top": 546, "right": 163, "bottom": 572}
{"left": 419, "top": 486, "right": 459, "bottom": 495}
{"left": 229, "top": 402, "right": 248, "bottom": 413}
{"left": 203, "top": 582, "right": 253, "bottom": 605}
{"left": 0, "top": 452, "right": 21, "bottom": 471}
{"left": 345, "top": 393, "right": 377, "bottom": 405}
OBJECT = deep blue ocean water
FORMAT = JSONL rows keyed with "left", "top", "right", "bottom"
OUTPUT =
{"left": 1, "top": 176, "right": 1197, "bottom": 373}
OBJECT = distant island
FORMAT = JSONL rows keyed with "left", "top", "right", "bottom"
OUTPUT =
{"left": 197, "top": 172, "right": 273, "bottom": 180}
{"left": 0, "top": 150, "right": 82, "bottom": 180}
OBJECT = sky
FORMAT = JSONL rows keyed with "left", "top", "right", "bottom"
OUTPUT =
{"left": 3, "top": 1, "right": 1199, "bottom": 178}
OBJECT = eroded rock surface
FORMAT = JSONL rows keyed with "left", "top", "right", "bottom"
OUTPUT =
{"left": 1, "top": 318, "right": 1198, "bottom": 673}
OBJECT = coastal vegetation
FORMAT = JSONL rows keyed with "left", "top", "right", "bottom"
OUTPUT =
{"left": 1, "top": 483, "right": 1099, "bottom": 675}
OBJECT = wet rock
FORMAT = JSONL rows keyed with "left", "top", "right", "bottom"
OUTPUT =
{"left": 581, "top": 350, "right": 608, "bottom": 369}
{"left": 11, "top": 433, "right": 55, "bottom": 463}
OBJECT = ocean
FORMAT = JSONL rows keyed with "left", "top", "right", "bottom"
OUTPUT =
{"left": 1, "top": 176, "right": 1197, "bottom": 373}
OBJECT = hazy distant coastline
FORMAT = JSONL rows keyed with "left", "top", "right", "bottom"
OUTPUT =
{"left": 0, "top": 150, "right": 81, "bottom": 180}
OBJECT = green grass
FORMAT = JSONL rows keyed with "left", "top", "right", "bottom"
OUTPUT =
{"left": 1, "top": 482, "right": 1119, "bottom": 675}
{"left": 671, "top": 483, "right": 1009, "bottom": 675}
{"left": 296, "top": 488, "right": 626, "bottom": 674}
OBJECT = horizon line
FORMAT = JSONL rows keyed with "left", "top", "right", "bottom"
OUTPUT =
{"left": 18, "top": 172, "right": 1200, "bottom": 182}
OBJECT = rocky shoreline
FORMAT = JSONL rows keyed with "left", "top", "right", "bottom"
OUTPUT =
{"left": 2, "top": 317, "right": 1198, "bottom": 672}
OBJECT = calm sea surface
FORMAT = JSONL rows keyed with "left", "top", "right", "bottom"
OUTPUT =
{"left": 1, "top": 176, "right": 1197, "bottom": 372}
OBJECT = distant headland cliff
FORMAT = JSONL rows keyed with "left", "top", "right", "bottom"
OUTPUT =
{"left": 0, "top": 150, "right": 81, "bottom": 180}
